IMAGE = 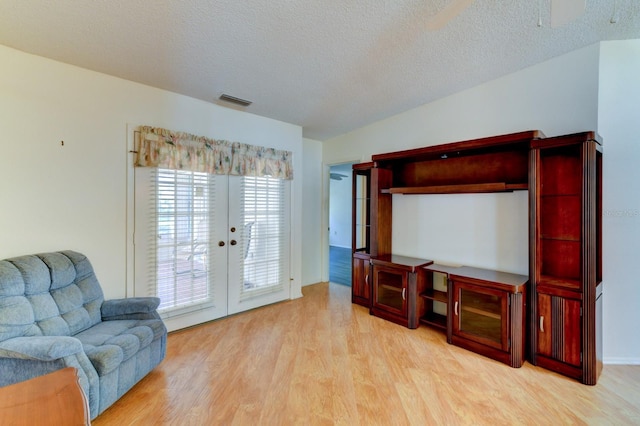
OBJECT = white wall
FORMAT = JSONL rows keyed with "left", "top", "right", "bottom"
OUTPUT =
{"left": 329, "top": 168, "right": 352, "bottom": 248}
{"left": 323, "top": 43, "right": 600, "bottom": 275}
{"left": 301, "top": 138, "right": 323, "bottom": 286}
{"left": 323, "top": 44, "right": 600, "bottom": 165}
{"left": 0, "top": 45, "right": 303, "bottom": 301}
{"left": 598, "top": 39, "right": 640, "bottom": 364}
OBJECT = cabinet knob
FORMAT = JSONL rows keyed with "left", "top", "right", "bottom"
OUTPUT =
{"left": 218, "top": 241, "right": 225, "bottom": 247}
{"left": 539, "top": 316, "right": 545, "bottom": 333}
{"left": 230, "top": 240, "right": 237, "bottom": 246}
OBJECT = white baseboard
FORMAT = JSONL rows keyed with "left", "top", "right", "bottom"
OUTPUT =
{"left": 604, "top": 357, "right": 640, "bottom": 365}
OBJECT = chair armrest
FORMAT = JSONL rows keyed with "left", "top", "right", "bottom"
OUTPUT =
{"left": 101, "top": 297, "right": 161, "bottom": 320}
{"left": 0, "top": 336, "right": 83, "bottom": 361}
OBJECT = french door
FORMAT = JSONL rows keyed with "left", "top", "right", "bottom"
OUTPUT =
{"left": 134, "top": 167, "right": 290, "bottom": 330}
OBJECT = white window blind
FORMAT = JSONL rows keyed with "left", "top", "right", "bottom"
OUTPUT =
{"left": 239, "top": 176, "right": 287, "bottom": 300}
{"left": 150, "top": 168, "right": 216, "bottom": 315}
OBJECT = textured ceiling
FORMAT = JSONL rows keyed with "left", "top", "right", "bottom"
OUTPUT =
{"left": 1, "top": 1, "right": 639, "bottom": 140}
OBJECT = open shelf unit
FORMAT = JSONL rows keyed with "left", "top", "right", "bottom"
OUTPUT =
{"left": 419, "top": 287, "right": 448, "bottom": 330}
{"left": 530, "top": 132, "right": 603, "bottom": 385}
{"left": 351, "top": 130, "right": 602, "bottom": 381}
{"left": 372, "top": 131, "right": 537, "bottom": 196}
{"left": 420, "top": 265, "right": 453, "bottom": 331}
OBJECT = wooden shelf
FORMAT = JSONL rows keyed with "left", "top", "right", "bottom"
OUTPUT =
{"left": 420, "top": 289, "right": 448, "bottom": 303}
{"left": 539, "top": 275, "right": 580, "bottom": 288}
{"left": 379, "top": 284, "right": 402, "bottom": 293}
{"left": 461, "top": 306, "right": 501, "bottom": 320}
{"left": 538, "top": 275, "right": 581, "bottom": 291}
{"left": 540, "top": 193, "right": 580, "bottom": 197}
{"left": 382, "top": 182, "right": 527, "bottom": 195}
{"left": 540, "top": 235, "right": 580, "bottom": 242}
{"left": 420, "top": 312, "right": 447, "bottom": 330}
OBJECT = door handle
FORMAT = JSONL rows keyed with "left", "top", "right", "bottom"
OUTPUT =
{"left": 454, "top": 301, "right": 459, "bottom": 316}
{"left": 230, "top": 240, "right": 237, "bottom": 246}
{"left": 402, "top": 288, "right": 406, "bottom": 300}
{"left": 218, "top": 241, "right": 225, "bottom": 247}
{"left": 539, "top": 316, "right": 545, "bottom": 333}
{"left": 365, "top": 274, "right": 368, "bottom": 285}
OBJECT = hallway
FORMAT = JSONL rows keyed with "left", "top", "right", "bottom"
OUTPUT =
{"left": 329, "top": 246, "right": 351, "bottom": 286}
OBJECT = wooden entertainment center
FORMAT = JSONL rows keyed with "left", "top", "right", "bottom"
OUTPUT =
{"left": 351, "top": 130, "right": 603, "bottom": 384}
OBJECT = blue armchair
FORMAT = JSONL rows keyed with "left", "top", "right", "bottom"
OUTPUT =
{"left": 0, "top": 251, "right": 167, "bottom": 419}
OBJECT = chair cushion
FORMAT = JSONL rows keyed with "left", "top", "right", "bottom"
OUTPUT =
{"left": 0, "top": 295, "right": 35, "bottom": 341}
{"left": 75, "top": 320, "right": 159, "bottom": 376}
{"left": 0, "top": 251, "right": 105, "bottom": 341}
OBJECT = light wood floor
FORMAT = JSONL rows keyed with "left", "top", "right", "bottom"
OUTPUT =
{"left": 93, "top": 282, "right": 640, "bottom": 425}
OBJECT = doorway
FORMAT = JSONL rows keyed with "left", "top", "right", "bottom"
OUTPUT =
{"left": 328, "top": 163, "right": 355, "bottom": 286}
{"left": 133, "top": 168, "right": 291, "bottom": 331}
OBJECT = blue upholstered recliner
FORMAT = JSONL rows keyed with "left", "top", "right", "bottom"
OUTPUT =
{"left": 0, "top": 250, "right": 167, "bottom": 419}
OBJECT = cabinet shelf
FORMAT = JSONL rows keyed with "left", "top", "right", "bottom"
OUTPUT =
{"left": 540, "top": 235, "right": 580, "bottom": 242}
{"left": 420, "top": 289, "right": 447, "bottom": 303}
{"left": 382, "top": 182, "right": 527, "bottom": 195}
{"left": 540, "top": 193, "right": 580, "bottom": 198}
{"left": 379, "top": 283, "right": 402, "bottom": 293}
{"left": 461, "top": 306, "right": 501, "bottom": 320}
{"left": 420, "top": 312, "right": 447, "bottom": 329}
{"left": 539, "top": 275, "right": 581, "bottom": 290}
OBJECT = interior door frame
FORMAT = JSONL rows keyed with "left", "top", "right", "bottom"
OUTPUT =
{"left": 322, "top": 159, "right": 361, "bottom": 284}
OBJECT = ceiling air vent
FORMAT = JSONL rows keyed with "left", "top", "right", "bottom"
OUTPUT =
{"left": 219, "top": 94, "right": 252, "bottom": 107}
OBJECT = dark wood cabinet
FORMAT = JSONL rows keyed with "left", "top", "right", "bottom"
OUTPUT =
{"left": 530, "top": 132, "right": 603, "bottom": 385}
{"left": 424, "top": 264, "right": 527, "bottom": 367}
{"left": 350, "top": 130, "right": 602, "bottom": 382}
{"left": 351, "top": 164, "right": 372, "bottom": 307}
{"left": 452, "top": 281, "right": 510, "bottom": 352}
{"left": 536, "top": 292, "right": 582, "bottom": 369}
{"left": 370, "top": 255, "right": 433, "bottom": 329}
{"left": 351, "top": 163, "right": 392, "bottom": 307}
{"left": 352, "top": 252, "right": 371, "bottom": 306}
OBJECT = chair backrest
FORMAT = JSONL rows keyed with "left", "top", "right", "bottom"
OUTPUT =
{"left": 0, "top": 251, "right": 104, "bottom": 342}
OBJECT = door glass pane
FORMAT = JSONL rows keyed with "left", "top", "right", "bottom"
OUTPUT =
{"left": 227, "top": 176, "right": 290, "bottom": 315}
{"left": 355, "top": 174, "right": 368, "bottom": 251}
{"left": 155, "top": 169, "right": 215, "bottom": 312}
{"left": 239, "top": 176, "right": 288, "bottom": 298}
{"left": 459, "top": 288, "right": 502, "bottom": 344}
{"left": 376, "top": 270, "right": 403, "bottom": 310}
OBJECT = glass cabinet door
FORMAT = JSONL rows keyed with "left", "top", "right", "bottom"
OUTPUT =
{"left": 374, "top": 267, "right": 406, "bottom": 314}
{"left": 353, "top": 170, "right": 370, "bottom": 253}
{"left": 452, "top": 281, "right": 508, "bottom": 351}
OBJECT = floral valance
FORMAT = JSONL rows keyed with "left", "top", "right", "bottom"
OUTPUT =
{"left": 135, "top": 126, "right": 293, "bottom": 180}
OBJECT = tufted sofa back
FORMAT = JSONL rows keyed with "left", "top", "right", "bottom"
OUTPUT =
{"left": 0, "top": 251, "right": 105, "bottom": 343}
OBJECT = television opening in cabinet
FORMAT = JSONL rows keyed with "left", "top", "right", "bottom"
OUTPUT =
{"left": 391, "top": 191, "right": 529, "bottom": 276}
